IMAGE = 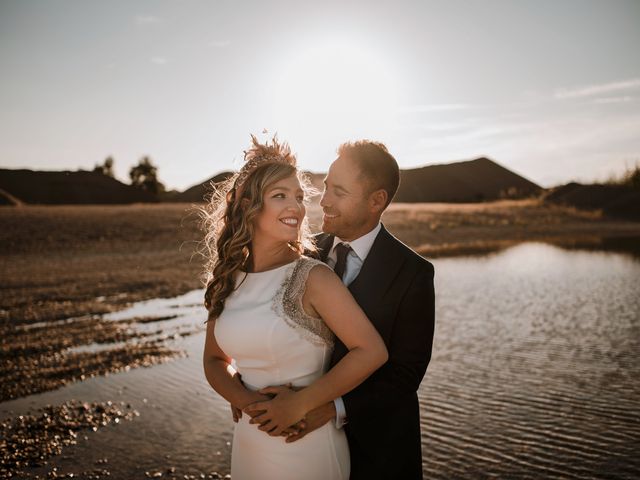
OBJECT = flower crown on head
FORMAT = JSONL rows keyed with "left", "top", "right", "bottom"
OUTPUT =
{"left": 232, "top": 134, "right": 296, "bottom": 193}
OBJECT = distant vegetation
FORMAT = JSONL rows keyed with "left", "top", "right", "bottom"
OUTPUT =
{"left": 541, "top": 161, "right": 640, "bottom": 220}
{"left": 91, "top": 155, "right": 167, "bottom": 195}
{"left": 93, "top": 156, "right": 115, "bottom": 178}
{"left": 606, "top": 162, "right": 640, "bottom": 189}
{"left": 129, "top": 156, "right": 165, "bottom": 195}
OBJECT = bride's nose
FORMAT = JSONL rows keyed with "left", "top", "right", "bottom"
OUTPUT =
{"left": 286, "top": 200, "right": 303, "bottom": 212}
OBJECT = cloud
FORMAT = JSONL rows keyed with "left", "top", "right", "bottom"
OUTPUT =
{"left": 136, "top": 15, "right": 162, "bottom": 25}
{"left": 397, "top": 104, "right": 472, "bottom": 114}
{"left": 416, "top": 122, "right": 538, "bottom": 149}
{"left": 151, "top": 56, "right": 168, "bottom": 65}
{"left": 593, "top": 96, "right": 634, "bottom": 104}
{"left": 415, "top": 121, "right": 476, "bottom": 132}
{"left": 555, "top": 78, "right": 640, "bottom": 99}
{"left": 209, "top": 40, "right": 231, "bottom": 48}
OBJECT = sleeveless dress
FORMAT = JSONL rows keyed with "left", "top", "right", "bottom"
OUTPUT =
{"left": 214, "top": 256, "right": 350, "bottom": 480}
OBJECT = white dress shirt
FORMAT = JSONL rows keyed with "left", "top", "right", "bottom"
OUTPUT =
{"left": 326, "top": 222, "right": 382, "bottom": 428}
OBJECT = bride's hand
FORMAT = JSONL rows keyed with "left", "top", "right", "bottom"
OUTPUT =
{"left": 238, "top": 391, "right": 271, "bottom": 422}
{"left": 244, "top": 385, "right": 307, "bottom": 437}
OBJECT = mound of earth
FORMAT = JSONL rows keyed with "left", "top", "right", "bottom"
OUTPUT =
{"left": 544, "top": 183, "right": 640, "bottom": 219}
{"left": 0, "top": 169, "right": 155, "bottom": 204}
{"left": 0, "top": 187, "right": 23, "bottom": 206}
{"left": 172, "top": 171, "right": 233, "bottom": 203}
{"left": 179, "top": 157, "right": 541, "bottom": 204}
{"left": 395, "top": 157, "right": 541, "bottom": 202}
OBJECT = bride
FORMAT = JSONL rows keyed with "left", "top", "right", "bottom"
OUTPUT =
{"left": 201, "top": 135, "right": 387, "bottom": 479}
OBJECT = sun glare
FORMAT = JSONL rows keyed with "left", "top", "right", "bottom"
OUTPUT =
{"left": 273, "top": 39, "right": 399, "bottom": 168}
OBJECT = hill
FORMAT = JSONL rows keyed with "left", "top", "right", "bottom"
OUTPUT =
{"left": 0, "top": 157, "right": 542, "bottom": 205}
{"left": 544, "top": 182, "right": 640, "bottom": 220}
{"left": 171, "top": 171, "right": 233, "bottom": 203}
{"left": 394, "top": 157, "right": 541, "bottom": 202}
{"left": 178, "top": 157, "right": 541, "bottom": 204}
{"left": 0, "top": 169, "right": 155, "bottom": 205}
{"left": 0, "top": 187, "right": 23, "bottom": 206}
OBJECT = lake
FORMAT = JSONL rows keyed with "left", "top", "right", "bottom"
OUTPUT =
{"left": 2, "top": 242, "right": 639, "bottom": 479}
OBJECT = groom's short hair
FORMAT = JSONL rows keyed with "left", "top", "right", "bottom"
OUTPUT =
{"left": 337, "top": 140, "right": 400, "bottom": 208}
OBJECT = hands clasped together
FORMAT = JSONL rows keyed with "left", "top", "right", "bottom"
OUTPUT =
{"left": 233, "top": 384, "right": 335, "bottom": 443}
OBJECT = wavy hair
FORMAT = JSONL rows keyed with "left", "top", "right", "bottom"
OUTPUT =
{"left": 199, "top": 135, "right": 316, "bottom": 321}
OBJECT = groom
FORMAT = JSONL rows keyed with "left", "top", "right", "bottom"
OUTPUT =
{"left": 253, "top": 140, "right": 435, "bottom": 479}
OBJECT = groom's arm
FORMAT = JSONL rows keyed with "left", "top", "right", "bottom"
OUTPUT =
{"left": 286, "top": 261, "right": 434, "bottom": 442}
{"left": 342, "top": 262, "right": 435, "bottom": 423}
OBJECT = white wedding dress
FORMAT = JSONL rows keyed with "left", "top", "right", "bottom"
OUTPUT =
{"left": 214, "top": 256, "right": 350, "bottom": 480}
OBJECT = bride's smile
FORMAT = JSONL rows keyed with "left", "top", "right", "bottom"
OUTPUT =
{"left": 254, "top": 174, "right": 306, "bottom": 244}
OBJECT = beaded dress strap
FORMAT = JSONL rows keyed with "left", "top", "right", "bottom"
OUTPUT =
{"left": 272, "top": 256, "right": 335, "bottom": 347}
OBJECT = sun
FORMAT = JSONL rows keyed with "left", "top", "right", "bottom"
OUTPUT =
{"left": 272, "top": 39, "right": 399, "bottom": 169}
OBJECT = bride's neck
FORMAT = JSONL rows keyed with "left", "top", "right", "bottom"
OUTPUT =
{"left": 249, "top": 239, "right": 299, "bottom": 273}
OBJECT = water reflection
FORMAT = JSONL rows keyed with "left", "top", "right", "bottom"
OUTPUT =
{"left": 423, "top": 242, "right": 640, "bottom": 478}
{"left": 550, "top": 235, "right": 640, "bottom": 261}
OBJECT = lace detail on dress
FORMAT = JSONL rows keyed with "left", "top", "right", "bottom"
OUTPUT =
{"left": 272, "top": 257, "right": 335, "bottom": 347}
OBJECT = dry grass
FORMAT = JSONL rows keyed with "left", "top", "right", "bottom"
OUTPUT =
{"left": 310, "top": 199, "right": 640, "bottom": 256}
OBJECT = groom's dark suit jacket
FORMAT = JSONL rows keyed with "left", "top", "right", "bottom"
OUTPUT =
{"left": 317, "top": 225, "right": 435, "bottom": 480}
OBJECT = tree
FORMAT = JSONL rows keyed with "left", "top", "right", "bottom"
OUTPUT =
{"left": 129, "top": 156, "right": 165, "bottom": 194}
{"left": 93, "top": 156, "right": 114, "bottom": 177}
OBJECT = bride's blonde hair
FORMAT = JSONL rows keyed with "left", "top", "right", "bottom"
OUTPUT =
{"left": 200, "top": 135, "right": 316, "bottom": 321}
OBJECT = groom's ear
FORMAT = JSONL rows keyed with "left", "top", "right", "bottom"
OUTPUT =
{"left": 368, "top": 188, "right": 388, "bottom": 213}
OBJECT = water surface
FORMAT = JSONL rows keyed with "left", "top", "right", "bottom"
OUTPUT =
{"left": 2, "top": 242, "right": 639, "bottom": 478}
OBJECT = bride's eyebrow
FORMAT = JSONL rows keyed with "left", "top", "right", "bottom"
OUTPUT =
{"left": 267, "top": 183, "right": 304, "bottom": 195}
{"left": 267, "top": 186, "right": 291, "bottom": 194}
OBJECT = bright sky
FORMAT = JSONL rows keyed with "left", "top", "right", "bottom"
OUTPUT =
{"left": 1, "top": 0, "right": 639, "bottom": 190}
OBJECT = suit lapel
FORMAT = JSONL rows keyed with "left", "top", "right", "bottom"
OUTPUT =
{"left": 315, "top": 233, "right": 334, "bottom": 263}
{"left": 330, "top": 225, "right": 406, "bottom": 365}
{"left": 348, "top": 225, "right": 405, "bottom": 325}
{"left": 317, "top": 226, "right": 404, "bottom": 301}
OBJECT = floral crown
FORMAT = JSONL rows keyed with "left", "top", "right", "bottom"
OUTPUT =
{"left": 232, "top": 134, "right": 296, "bottom": 192}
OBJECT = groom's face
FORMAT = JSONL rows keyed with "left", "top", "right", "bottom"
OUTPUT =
{"left": 320, "top": 156, "right": 373, "bottom": 241}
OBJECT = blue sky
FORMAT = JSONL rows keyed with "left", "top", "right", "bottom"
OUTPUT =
{"left": 1, "top": 0, "right": 639, "bottom": 190}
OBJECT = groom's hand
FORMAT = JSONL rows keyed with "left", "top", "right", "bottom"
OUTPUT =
{"left": 284, "top": 401, "right": 336, "bottom": 443}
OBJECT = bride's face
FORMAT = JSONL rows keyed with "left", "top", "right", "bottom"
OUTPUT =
{"left": 253, "top": 174, "right": 306, "bottom": 244}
